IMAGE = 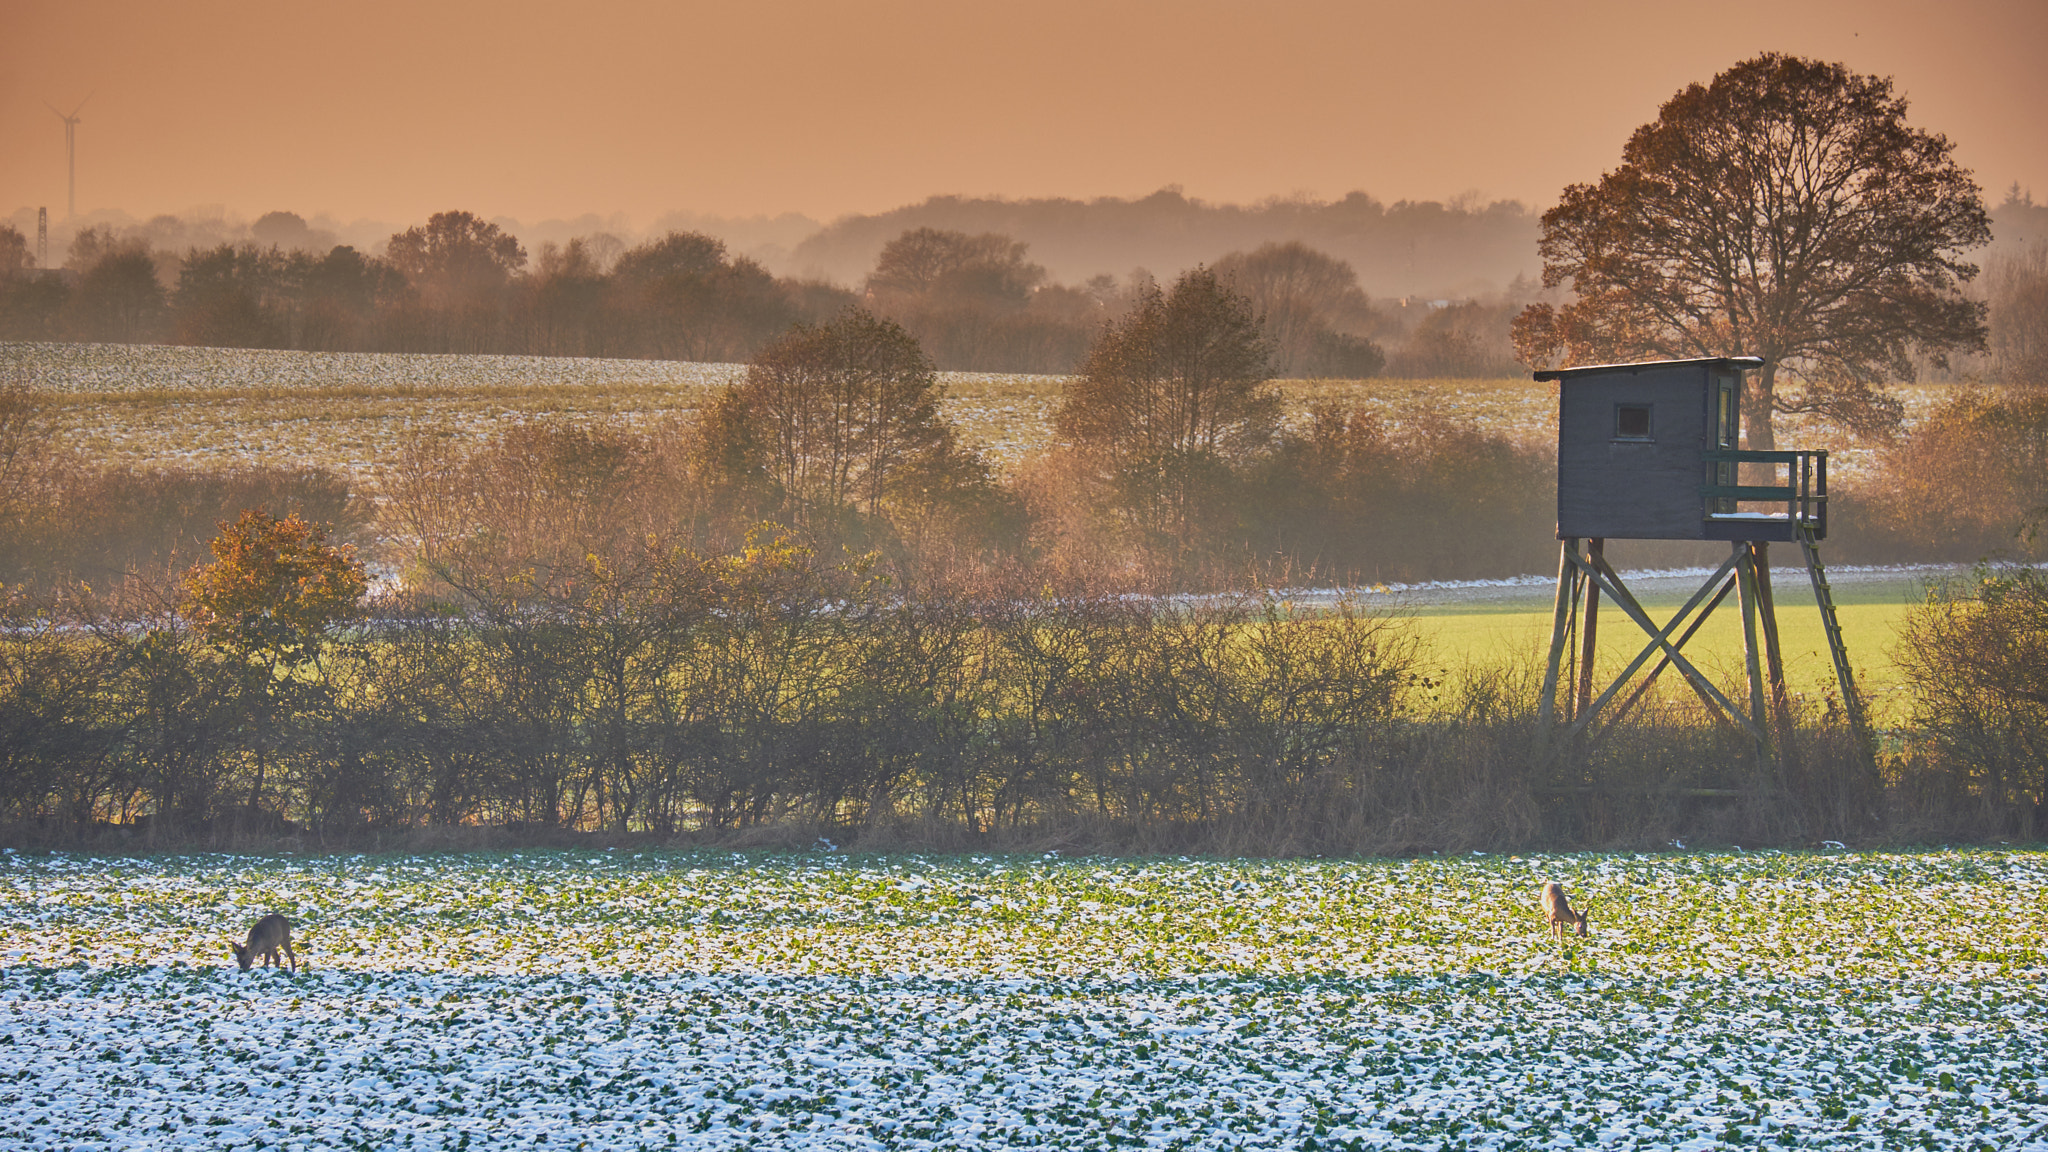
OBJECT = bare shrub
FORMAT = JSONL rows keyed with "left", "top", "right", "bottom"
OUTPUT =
{"left": 1989, "top": 242, "right": 2048, "bottom": 386}
{"left": 1895, "top": 566, "right": 2048, "bottom": 837}
{"left": 1847, "top": 390, "right": 2048, "bottom": 562}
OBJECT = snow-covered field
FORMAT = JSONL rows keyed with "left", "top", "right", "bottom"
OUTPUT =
{"left": 7, "top": 341, "right": 1961, "bottom": 487}
{"left": 4, "top": 848, "right": 2046, "bottom": 1149}
{"left": 2, "top": 343, "right": 1066, "bottom": 480}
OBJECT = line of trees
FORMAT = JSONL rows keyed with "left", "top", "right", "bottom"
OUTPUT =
{"left": 786, "top": 187, "right": 1544, "bottom": 299}
{"left": 10, "top": 206, "right": 2039, "bottom": 386}
{"left": 0, "top": 207, "right": 1544, "bottom": 377}
{"left": 4, "top": 504, "right": 2043, "bottom": 851}
{"left": 0, "top": 279, "right": 1554, "bottom": 610}
{"left": 0, "top": 212, "right": 850, "bottom": 363}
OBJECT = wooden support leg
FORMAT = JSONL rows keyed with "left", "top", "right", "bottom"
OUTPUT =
{"left": 1535, "top": 539, "right": 1580, "bottom": 754}
{"left": 1735, "top": 542, "right": 1773, "bottom": 770}
{"left": 1575, "top": 539, "right": 1603, "bottom": 722}
{"left": 1753, "top": 543, "right": 1797, "bottom": 767}
{"left": 1580, "top": 548, "right": 1763, "bottom": 742}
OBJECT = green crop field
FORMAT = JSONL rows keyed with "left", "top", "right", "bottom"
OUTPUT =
{"left": 1387, "top": 569, "right": 1948, "bottom": 720}
{"left": 3, "top": 848, "right": 2045, "bottom": 1149}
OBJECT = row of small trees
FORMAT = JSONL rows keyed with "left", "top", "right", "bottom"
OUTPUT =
{"left": 0, "top": 519, "right": 1437, "bottom": 847}
{"left": 5, "top": 507, "right": 2043, "bottom": 849}
{"left": 372, "top": 273, "right": 1554, "bottom": 592}
{"left": 0, "top": 208, "right": 1529, "bottom": 377}
{"left": 0, "top": 214, "right": 841, "bottom": 362}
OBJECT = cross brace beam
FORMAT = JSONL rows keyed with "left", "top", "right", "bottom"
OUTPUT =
{"left": 1558, "top": 547, "right": 1765, "bottom": 744}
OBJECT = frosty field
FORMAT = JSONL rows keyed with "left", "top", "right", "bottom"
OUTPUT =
{"left": 4, "top": 342, "right": 1957, "bottom": 487}
{"left": 5, "top": 849, "right": 2048, "bottom": 1150}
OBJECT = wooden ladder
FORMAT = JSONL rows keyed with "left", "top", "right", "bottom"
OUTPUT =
{"left": 1797, "top": 521, "right": 1874, "bottom": 761}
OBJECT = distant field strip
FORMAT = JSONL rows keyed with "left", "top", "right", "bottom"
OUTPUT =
{"left": 6, "top": 342, "right": 1958, "bottom": 485}
{"left": 3, "top": 848, "right": 2046, "bottom": 1149}
{"left": 5, "top": 343, "right": 744, "bottom": 484}
{"left": 5, "top": 343, "right": 1066, "bottom": 480}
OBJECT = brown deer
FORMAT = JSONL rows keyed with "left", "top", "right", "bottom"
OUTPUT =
{"left": 1539, "top": 881, "right": 1588, "bottom": 939}
{"left": 230, "top": 914, "right": 297, "bottom": 972}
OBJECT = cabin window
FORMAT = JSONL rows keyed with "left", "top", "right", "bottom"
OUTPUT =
{"left": 1614, "top": 404, "right": 1653, "bottom": 440}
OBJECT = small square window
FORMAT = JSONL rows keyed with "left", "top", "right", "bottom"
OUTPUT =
{"left": 1615, "top": 404, "right": 1653, "bottom": 440}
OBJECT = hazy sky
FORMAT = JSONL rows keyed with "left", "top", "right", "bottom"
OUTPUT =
{"left": 2, "top": 0, "right": 2042, "bottom": 228}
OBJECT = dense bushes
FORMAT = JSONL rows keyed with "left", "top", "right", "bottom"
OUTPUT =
{"left": 1895, "top": 566, "right": 2048, "bottom": 837}
{"left": 1246, "top": 406, "right": 1556, "bottom": 583}
{"left": 0, "top": 535, "right": 1926, "bottom": 852}
{"left": 0, "top": 375, "right": 365, "bottom": 586}
{"left": 1835, "top": 389, "right": 2048, "bottom": 563}
{"left": 0, "top": 541, "right": 1392, "bottom": 842}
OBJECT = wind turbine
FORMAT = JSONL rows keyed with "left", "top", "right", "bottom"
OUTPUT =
{"left": 45, "top": 95, "right": 91, "bottom": 219}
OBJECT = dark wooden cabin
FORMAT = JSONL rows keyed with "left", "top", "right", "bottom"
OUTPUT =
{"left": 1535, "top": 356, "right": 1827, "bottom": 543}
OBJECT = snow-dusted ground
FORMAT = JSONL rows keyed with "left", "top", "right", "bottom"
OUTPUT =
{"left": 3, "top": 342, "right": 750, "bottom": 395}
{"left": 5, "top": 341, "right": 1964, "bottom": 487}
{"left": 3, "top": 342, "right": 1071, "bottom": 480}
{"left": 4, "top": 848, "right": 2047, "bottom": 1149}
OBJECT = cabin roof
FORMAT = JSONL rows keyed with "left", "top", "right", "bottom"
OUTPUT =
{"left": 1533, "top": 356, "right": 1763, "bottom": 383}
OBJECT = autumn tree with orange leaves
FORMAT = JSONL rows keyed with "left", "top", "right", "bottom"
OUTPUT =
{"left": 1514, "top": 54, "right": 1990, "bottom": 447}
{"left": 182, "top": 509, "right": 367, "bottom": 817}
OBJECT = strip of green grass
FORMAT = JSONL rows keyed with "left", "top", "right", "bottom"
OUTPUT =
{"left": 1403, "top": 572, "right": 1935, "bottom": 715}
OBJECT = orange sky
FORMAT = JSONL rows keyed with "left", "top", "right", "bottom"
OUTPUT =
{"left": 2, "top": 0, "right": 2042, "bottom": 229}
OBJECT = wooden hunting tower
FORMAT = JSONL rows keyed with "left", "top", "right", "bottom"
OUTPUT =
{"left": 1530, "top": 357, "right": 1870, "bottom": 780}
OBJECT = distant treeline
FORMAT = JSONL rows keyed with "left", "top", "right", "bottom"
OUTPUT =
{"left": 789, "top": 188, "right": 1542, "bottom": 298}
{"left": 0, "top": 208, "right": 1528, "bottom": 377}
{"left": 0, "top": 214, "right": 844, "bottom": 365}
{"left": 10, "top": 188, "right": 2045, "bottom": 380}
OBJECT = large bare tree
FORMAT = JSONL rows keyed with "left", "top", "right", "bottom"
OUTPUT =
{"left": 708, "top": 307, "right": 994, "bottom": 539}
{"left": 1055, "top": 268, "right": 1277, "bottom": 565}
{"left": 1212, "top": 242, "right": 1382, "bottom": 378}
{"left": 1513, "top": 54, "right": 1991, "bottom": 447}
{"left": 865, "top": 227, "right": 1045, "bottom": 310}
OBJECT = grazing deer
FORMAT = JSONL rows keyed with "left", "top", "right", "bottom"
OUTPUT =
{"left": 230, "top": 914, "right": 297, "bottom": 972}
{"left": 1539, "top": 881, "right": 1588, "bottom": 939}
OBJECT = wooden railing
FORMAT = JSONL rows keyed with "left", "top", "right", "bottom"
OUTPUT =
{"left": 1702, "top": 448, "right": 1828, "bottom": 534}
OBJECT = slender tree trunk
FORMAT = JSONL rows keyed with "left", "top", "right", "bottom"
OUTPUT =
{"left": 1746, "top": 362, "right": 1778, "bottom": 450}
{"left": 248, "top": 743, "right": 267, "bottom": 818}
